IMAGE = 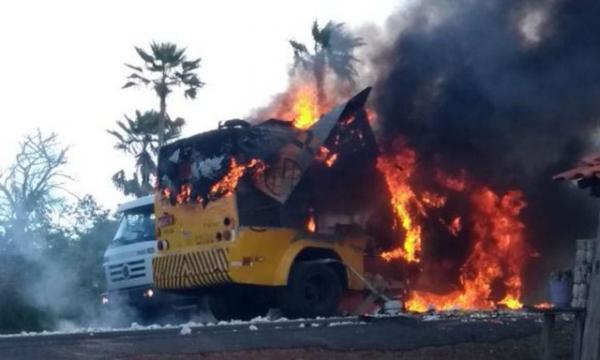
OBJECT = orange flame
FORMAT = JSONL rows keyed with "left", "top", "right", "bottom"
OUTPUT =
{"left": 421, "top": 191, "right": 447, "bottom": 208}
{"left": 377, "top": 147, "right": 422, "bottom": 263}
{"left": 534, "top": 302, "right": 553, "bottom": 309}
{"left": 176, "top": 184, "right": 192, "bottom": 204}
{"left": 436, "top": 169, "right": 467, "bottom": 192}
{"left": 210, "top": 158, "right": 264, "bottom": 198}
{"left": 272, "top": 85, "right": 322, "bottom": 129}
{"left": 448, "top": 216, "right": 462, "bottom": 236}
{"left": 317, "top": 146, "right": 339, "bottom": 168}
{"left": 404, "top": 188, "right": 527, "bottom": 312}
{"left": 306, "top": 214, "right": 316, "bottom": 233}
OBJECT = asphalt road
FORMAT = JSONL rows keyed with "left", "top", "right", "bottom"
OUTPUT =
{"left": 0, "top": 315, "right": 543, "bottom": 360}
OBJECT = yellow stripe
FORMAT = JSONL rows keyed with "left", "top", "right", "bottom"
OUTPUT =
{"left": 154, "top": 248, "right": 233, "bottom": 290}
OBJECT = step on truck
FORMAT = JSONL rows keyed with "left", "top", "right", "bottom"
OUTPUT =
{"left": 152, "top": 88, "right": 387, "bottom": 319}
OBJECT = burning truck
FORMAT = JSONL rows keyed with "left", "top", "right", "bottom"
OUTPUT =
{"left": 151, "top": 83, "right": 531, "bottom": 319}
{"left": 151, "top": 88, "right": 391, "bottom": 319}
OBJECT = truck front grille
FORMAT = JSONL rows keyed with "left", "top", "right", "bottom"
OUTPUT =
{"left": 108, "top": 259, "right": 146, "bottom": 282}
{"left": 153, "top": 247, "right": 231, "bottom": 289}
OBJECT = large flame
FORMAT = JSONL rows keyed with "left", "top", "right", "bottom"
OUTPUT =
{"left": 377, "top": 142, "right": 528, "bottom": 312}
{"left": 376, "top": 147, "right": 422, "bottom": 263}
{"left": 404, "top": 188, "right": 526, "bottom": 312}
{"left": 263, "top": 80, "right": 530, "bottom": 313}
{"left": 269, "top": 84, "right": 335, "bottom": 129}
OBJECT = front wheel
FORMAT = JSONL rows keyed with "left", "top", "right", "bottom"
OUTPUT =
{"left": 278, "top": 262, "right": 343, "bottom": 318}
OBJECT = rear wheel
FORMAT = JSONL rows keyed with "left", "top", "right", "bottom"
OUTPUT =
{"left": 278, "top": 262, "right": 343, "bottom": 318}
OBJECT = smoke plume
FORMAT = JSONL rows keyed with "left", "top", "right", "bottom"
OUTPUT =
{"left": 371, "top": 0, "right": 600, "bottom": 300}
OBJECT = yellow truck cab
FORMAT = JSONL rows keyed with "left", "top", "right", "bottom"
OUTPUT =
{"left": 152, "top": 88, "right": 381, "bottom": 319}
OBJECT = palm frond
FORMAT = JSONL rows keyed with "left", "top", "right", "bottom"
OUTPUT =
{"left": 184, "top": 88, "right": 197, "bottom": 99}
{"left": 124, "top": 63, "right": 143, "bottom": 72}
{"left": 127, "top": 73, "right": 150, "bottom": 84}
{"left": 182, "top": 58, "right": 201, "bottom": 71}
{"left": 122, "top": 81, "right": 137, "bottom": 89}
{"left": 134, "top": 47, "right": 155, "bottom": 64}
{"left": 290, "top": 40, "right": 309, "bottom": 54}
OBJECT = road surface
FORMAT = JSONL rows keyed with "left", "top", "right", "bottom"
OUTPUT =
{"left": 0, "top": 314, "right": 544, "bottom": 360}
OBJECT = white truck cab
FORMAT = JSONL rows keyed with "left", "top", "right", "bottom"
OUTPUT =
{"left": 101, "top": 196, "right": 158, "bottom": 312}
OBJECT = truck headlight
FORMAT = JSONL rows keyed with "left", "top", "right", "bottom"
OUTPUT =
{"left": 101, "top": 295, "right": 109, "bottom": 305}
{"left": 144, "top": 288, "right": 154, "bottom": 298}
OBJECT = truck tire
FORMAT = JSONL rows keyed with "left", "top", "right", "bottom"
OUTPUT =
{"left": 278, "top": 262, "right": 342, "bottom": 318}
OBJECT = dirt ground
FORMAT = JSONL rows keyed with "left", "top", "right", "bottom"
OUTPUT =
{"left": 121, "top": 321, "right": 574, "bottom": 360}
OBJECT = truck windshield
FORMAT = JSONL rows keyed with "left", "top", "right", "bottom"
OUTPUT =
{"left": 111, "top": 205, "right": 155, "bottom": 246}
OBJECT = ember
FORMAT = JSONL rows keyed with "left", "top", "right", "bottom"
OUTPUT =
{"left": 316, "top": 146, "right": 339, "bottom": 168}
{"left": 306, "top": 213, "right": 316, "bottom": 233}
{"left": 448, "top": 216, "right": 462, "bottom": 236}
{"left": 534, "top": 302, "right": 553, "bottom": 309}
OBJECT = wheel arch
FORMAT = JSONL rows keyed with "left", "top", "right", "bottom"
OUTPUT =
{"left": 289, "top": 247, "right": 348, "bottom": 289}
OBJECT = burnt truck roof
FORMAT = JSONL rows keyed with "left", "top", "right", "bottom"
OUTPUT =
{"left": 157, "top": 87, "right": 376, "bottom": 206}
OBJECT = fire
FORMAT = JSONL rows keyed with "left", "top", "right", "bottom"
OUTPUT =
{"left": 176, "top": 184, "right": 192, "bottom": 204}
{"left": 325, "top": 153, "right": 338, "bottom": 167}
{"left": 377, "top": 147, "right": 422, "bottom": 263}
{"left": 306, "top": 213, "right": 316, "bottom": 233}
{"left": 273, "top": 85, "right": 322, "bottom": 129}
{"left": 269, "top": 83, "right": 338, "bottom": 130}
{"left": 375, "top": 138, "right": 528, "bottom": 312}
{"left": 403, "top": 187, "right": 527, "bottom": 312}
{"left": 534, "top": 302, "right": 553, "bottom": 309}
{"left": 448, "top": 216, "right": 462, "bottom": 236}
{"left": 436, "top": 169, "right": 467, "bottom": 192}
{"left": 210, "top": 158, "right": 264, "bottom": 198}
{"left": 317, "top": 146, "right": 339, "bottom": 168}
{"left": 421, "top": 191, "right": 446, "bottom": 208}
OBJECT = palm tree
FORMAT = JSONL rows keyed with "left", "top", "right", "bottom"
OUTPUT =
{"left": 290, "top": 20, "right": 365, "bottom": 104}
{"left": 122, "top": 42, "right": 203, "bottom": 146}
{"left": 108, "top": 110, "right": 184, "bottom": 196}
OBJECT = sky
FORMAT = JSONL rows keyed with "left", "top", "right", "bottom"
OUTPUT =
{"left": 0, "top": 0, "right": 402, "bottom": 210}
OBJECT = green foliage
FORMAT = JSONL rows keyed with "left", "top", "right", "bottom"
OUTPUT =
{"left": 0, "top": 131, "right": 118, "bottom": 332}
{"left": 0, "top": 195, "right": 118, "bottom": 333}
{"left": 108, "top": 110, "right": 185, "bottom": 197}
{"left": 0, "top": 256, "right": 53, "bottom": 333}
{"left": 117, "top": 41, "right": 201, "bottom": 192}
{"left": 123, "top": 42, "right": 203, "bottom": 136}
{"left": 48, "top": 195, "right": 117, "bottom": 313}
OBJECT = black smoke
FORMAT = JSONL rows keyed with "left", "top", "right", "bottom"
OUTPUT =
{"left": 372, "top": 0, "right": 600, "bottom": 301}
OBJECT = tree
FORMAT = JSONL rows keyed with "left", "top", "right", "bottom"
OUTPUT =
{"left": 0, "top": 130, "right": 70, "bottom": 252}
{"left": 47, "top": 195, "right": 117, "bottom": 311}
{"left": 290, "top": 20, "right": 365, "bottom": 104}
{"left": 122, "top": 42, "right": 203, "bottom": 146}
{"left": 108, "top": 110, "right": 184, "bottom": 196}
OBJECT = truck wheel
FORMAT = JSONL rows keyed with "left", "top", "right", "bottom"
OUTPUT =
{"left": 278, "top": 262, "right": 342, "bottom": 318}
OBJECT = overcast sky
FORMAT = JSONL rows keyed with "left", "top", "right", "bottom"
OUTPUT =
{"left": 0, "top": 0, "right": 401, "bottom": 209}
